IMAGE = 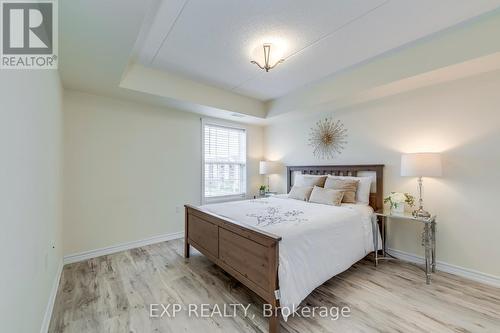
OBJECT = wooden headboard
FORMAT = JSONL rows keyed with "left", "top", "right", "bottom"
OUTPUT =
{"left": 287, "top": 165, "right": 384, "bottom": 211}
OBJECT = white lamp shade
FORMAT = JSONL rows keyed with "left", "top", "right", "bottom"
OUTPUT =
{"left": 259, "top": 161, "right": 281, "bottom": 175}
{"left": 401, "top": 153, "right": 442, "bottom": 177}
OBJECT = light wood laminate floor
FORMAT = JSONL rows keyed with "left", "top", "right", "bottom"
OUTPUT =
{"left": 49, "top": 239, "right": 500, "bottom": 333}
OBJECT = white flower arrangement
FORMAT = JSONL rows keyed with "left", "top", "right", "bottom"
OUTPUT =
{"left": 384, "top": 192, "right": 415, "bottom": 209}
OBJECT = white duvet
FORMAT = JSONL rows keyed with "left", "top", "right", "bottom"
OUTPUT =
{"left": 201, "top": 196, "right": 380, "bottom": 321}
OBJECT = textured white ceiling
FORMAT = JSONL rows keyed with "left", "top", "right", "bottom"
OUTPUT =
{"left": 136, "top": 0, "right": 500, "bottom": 101}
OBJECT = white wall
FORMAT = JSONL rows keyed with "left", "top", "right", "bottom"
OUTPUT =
{"left": 0, "top": 70, "right": 63, "bottom": 333}
{"left": 264, "top": 70, "right": 500, "bottom": 278}
{"left": 63, "top": 91, "right": 264, "bottom": 256}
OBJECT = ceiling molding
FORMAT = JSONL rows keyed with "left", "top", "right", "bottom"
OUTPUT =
{"left": 266, "top": 53, "right": 500, "bottom": 125}
{"left": 136, "top": 0, "right": 189, "bottom": 65}
{"left": 150, "top": 0, "right": 189, "bottom": 64}
{"left": 266, "top": 8, "right": 500, "bottom": 119}
{"left": 120, "top": 64, "right": 266, "bottom": 119}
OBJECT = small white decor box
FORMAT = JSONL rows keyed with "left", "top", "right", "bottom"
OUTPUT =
{"left": 391, "top": 202, "right": 405, "bottom": 215}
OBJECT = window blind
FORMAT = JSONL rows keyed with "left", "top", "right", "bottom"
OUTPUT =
{"left": 203, "top": 123, "right": 246, "bottom": 200}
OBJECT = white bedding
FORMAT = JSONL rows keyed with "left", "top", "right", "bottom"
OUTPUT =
{"left": 201, "top": 196, "right": 381, "bottom": 321}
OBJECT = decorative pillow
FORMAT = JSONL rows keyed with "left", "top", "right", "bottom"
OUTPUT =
{"left": 288, "top": 185, "right": 314, "bottom": 201}
{"left": 323, "top": 178, "right": 359, "bottom": 203}
{"left": 309, "top": 186, "right": 344, "bottom": 206}
{"left": 326, "top": 175, "right": 372, "bottom": 204}
{"left": 294, "top": 174, "right": 327, "bottom": 187}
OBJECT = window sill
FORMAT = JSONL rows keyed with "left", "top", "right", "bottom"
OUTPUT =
{"left": 203, "top": 194, "right": 246, "bottom": 204}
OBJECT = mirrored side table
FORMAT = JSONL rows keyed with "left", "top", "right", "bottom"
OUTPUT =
{"left": 253, "top": 191, "right": 278, "bottom": 199}
{"left": 375, "top": 209, "right": 437, "bottom": 284}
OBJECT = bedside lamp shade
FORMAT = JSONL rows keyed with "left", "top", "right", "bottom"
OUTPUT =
{"left": 259, "top": 161, "right": 281, "bottom": 175}
{"left": 401, "top": 153, "right": 442, "bottom": 177}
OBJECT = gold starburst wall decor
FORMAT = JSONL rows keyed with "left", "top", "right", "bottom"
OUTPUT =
{"left": 308, "top": 117, "right": 347, "bottom": 159}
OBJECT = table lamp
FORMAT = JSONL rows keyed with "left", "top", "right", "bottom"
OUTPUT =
{"left": 401, "top": 153, "right": 442, "bottom": 218}
{"left": 259, "top": 161, "right": 281, "bottom": 193}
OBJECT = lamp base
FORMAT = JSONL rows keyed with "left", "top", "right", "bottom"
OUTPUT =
{"left": 413, "top": 207, "right": 431, "bottom": 219}
{"left": 414, "top": 177, "right": 431, "bottom": 219}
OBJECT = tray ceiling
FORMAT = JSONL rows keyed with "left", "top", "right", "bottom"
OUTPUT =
{"left": 137, "top": 0, "right": 500, "bottom": 100}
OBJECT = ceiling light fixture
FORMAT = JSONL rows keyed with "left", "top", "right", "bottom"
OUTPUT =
{"left": 250, "top": 43, "right": 285, "bottom": 72}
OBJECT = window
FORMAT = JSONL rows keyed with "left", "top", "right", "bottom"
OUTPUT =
{"left": 202, "top": 122, "right": 246, "bottom": 202}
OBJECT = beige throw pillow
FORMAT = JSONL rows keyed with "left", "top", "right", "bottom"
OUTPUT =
{"left": 288, "top": 185, "right": 314, "bottom": 201}
{"left": 294, "top": 174, "right": 327, "bottom": 187}
{"left": 309, "top": 186, "right": 344, "bottom": 206}
{"left": 326, "top": 175, "right": 372, "bottom": 204}
{"left": 324, "top": 178, "right": 359, "bottom": 203}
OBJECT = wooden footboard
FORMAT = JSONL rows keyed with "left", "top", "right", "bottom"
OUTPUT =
{"left": 184, "top": 204, "right": 282, "bottom": 333}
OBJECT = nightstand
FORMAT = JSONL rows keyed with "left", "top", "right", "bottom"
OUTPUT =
{"left": 375, "top": 210, "right": 437, "bottom": 284}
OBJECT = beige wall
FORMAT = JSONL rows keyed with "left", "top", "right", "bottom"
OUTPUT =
{"left": 63, "top": 91, "right": 264, "bottom": 255}
{"left": 264, "top": 70, "right": 500, "bottom": 278}
{"left": 0, "top": 71, "right": 63, "bottom": 333}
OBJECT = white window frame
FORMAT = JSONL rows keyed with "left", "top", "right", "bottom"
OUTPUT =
{"left": 201, "top": 118, "right": 247, "bottom": 204}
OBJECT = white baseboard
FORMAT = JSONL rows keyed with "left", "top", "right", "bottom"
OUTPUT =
{"left": 40, "top": 261, "right": 63, "bottom": 333}
{"left": 387, "top": 248, "right": 500, "bottom": 288}
{"left": 41, "top": 232, "right": 184, "bottom": 331}
{"left": 63, "top": 231, "right": 184, "bottom": 265}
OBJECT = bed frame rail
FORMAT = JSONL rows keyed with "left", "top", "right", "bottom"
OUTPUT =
{"left": 184, "top": 204, "right": 282, "bottom": 333}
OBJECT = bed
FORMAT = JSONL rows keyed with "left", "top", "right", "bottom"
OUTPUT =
{"left": 184, "top": 165, "right": 384, "bottom": 333}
